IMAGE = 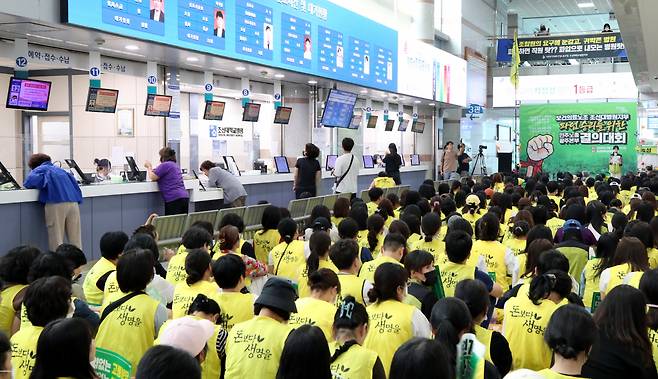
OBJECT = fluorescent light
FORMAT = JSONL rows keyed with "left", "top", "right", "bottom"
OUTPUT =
{"left": 429, "top": 103, "right": 436, "bottom": 106}
{"left": 235, "top": 66, "right": 246, "bottom": 71}
{"left": 568, "top": 59, "right": 580, "bottom": 65}
{"left": 360, "top": 89, "right": 368, "bottom": 94}
{"left": 414, "top": 100, "right": 422, "bottom": 104}
{"left": 186, "top": 57, "right": 199, "bottom": 62}
{"left": 125, "top": 45, "right": 139, "bottom": 51}
{"left": 577, "top": 2, "right": 595, "bottom": 8}
{"left": 65, "top": 41, "right": 88, "bottom": 47}
{"left": 307, "top": 80, "right": 318, "bottom": 84}
{"left": 381, "top": 93, "right": 388, "bottom": 98}
{"left": 274, "top": 74, "right": 285, "bottom": 78}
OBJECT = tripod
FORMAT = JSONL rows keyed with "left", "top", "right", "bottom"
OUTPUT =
{"left": 471, "top": 149, "right": 488, "bottom": 177}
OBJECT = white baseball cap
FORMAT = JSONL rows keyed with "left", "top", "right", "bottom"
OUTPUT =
{"left": 159, "top": 316, "right": 215, "bottom": 357}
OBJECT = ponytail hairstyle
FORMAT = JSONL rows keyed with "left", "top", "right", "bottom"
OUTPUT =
{"left": 478, "top": 212, "right": 500, "bottom": 242}
{"left": 185, "top": 249, "right": 212, "bottom": 286}
{"left": 367, "top": 214, "right": 385, "bottom": 252}
{"left": 306, "top": 231, "right": 332, "bottom": 276}
{"left": 464, "top": 194, "right": 480, "bottom": 215}
{"left": 388, "top": 220, "right": 411, "bottom": 241}
{"left": 308, "top": 268, "right": 341, "bottom": 293}
{"left": 640, "top": 269, "right": 658, "bottom": 330}
{"left": 188, "top": 294, "right": 222, "bottom": 324}
{"left": 512, "top": 220, "right": 530, "bottom": 238}
{"left": 218, "top": 225, "right": 240, "bottom": 252}
{"left": 611, "top": 212, "right": 628, "bottom": 240}
{"left": 367, "top": 263, "right": 408, "bottom": 304}
{"left": 430, "top": 297, "right": 472, "bottom": 362}
{"left": 277, "top": 218, "right": 298, "bottom": 244}
{"left": 421, "top": 212, "right": 441, "bottom": 243}
{"left": 330, "top": 296, "right": 369, "bottom": 362}
{"left": 544, "top": 304, "right": 596, "bottom": 360}
{"left": 593, "top": 233, "right": 619, "bottom": 278}
{"left": 528, "top": 269, "right": 572, "bottom": 305}
{"left": 378, "top": 199, "right": 395, "bottom": 220}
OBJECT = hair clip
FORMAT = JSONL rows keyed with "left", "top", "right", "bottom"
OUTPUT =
{"left": 339, "top": 301, "right": 354, "bottom": 319}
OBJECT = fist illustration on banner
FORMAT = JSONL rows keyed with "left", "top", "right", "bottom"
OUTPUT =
{"left": 527, "top": 135, "right": 554, "bottom": 162}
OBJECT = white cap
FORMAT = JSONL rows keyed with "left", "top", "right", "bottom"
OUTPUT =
{"left": 159, "top": 316, "right": 215, "bottom": 357}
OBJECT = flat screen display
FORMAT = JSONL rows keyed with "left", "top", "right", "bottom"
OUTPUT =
{"left": 398, "top": 119, "right": 409, "bottom": 132}
{"left": 363, "top": 155, "right": 375, "bottom": 169}
{"left": 321, "top": 89, "right": 358, "bottom": 128}
{"left": 203, "top": 101, "right": 226, "bottom": 120}
{"left": 411, "top": 120, "right": 425, "bottom": 133}
{"left": 384, "top": 119, "right": 395, "bottom": 131}
{"left": 144, "top": 94, "right": 172, "bottom": 117}
{"left": 6, "top": 77, "right": 51, "bottom": 111}
{"left": 86, "top": 87, "right": 119, "bottom": 113}
{"left": 410, "top": 154, "right": 420, "bottom": 166}
{"left": 348, "top": 114, "right": 362, "bottom": 129}
{"left": 242, "top": 103, "right": 261, "bottom": 122}
{"left": 274, "top": 156, "right": 290, "bottom": 173}
{"left": 325, "top": 154, "right": 338, "bottom": 171}
{"left": 366, "top": 115, "right": 378, "bottom": 128}
{"left": 274, "top": 106, "right": 292, "bottom": 124}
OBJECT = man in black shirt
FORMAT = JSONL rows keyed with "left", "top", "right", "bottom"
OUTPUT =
{"left": 457, "top": 143, "right": 472, "bottom": 177}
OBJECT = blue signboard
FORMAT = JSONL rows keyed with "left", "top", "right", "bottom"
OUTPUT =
{"left": 64, "top": 0, "right": 398, "bottom": 92}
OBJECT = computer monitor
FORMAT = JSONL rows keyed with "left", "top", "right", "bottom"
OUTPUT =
{"left": 223, "top": 156, "right": 241, "bottom": 176}
{"left": 86, "top": 87, "right": 119, "bottom": 113}
{"left": 348, "top": 115, "right": 362, "bottom": 130}
{"left": 384, "top": 119, "right": 395, "bottom": 131}
{"left": 6, "top": 77, "right": 51, "bottom": 111}
{"left": 320, "top": 89, "right": 358, "bottom": 128}
{"left": 125, "top": 156, "right": 146, "bottom": 182}
{"left": 274, "top": 106, "right": 293, "bottom": 124}
{"left": 274, "top": 156, "right": 291, "bottom": 174}
{"left": 203, "top": 101, "right": 226, "bottom": 121}
{"left": 410, "top": 154, "right": 421, "bottom": 166}
{"left": 242, "top": 103, "right": 261, "bottom": 122}
{"left": 0, "top": 161, "right": 20, "bottom": 190}
{"left": 366, "top": 115, "right": 378, "bottom": 129}
{"left": 325, "top": 154, "right": 338, "bottom": 171}
{"left": 64, "top": 159, "right": 93, "bottom": 185}
{"left": 191, "top": 170, "right": 206, "bottom": 191}
{"left": 144, "top": 94, "right": 172, "bottom": 117}
{"left": 398, "top": 119, "right": 409, "bottom": 132}
{"left": 363, "top": 155, "right": 375, "bottom": 169}
{"left": 411, "top": 120, "right": 426, "bottom": 134}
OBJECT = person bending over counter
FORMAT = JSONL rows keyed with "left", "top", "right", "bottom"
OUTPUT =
{"left": 144, "top": 147, "right": 189, "bottom": 216}
{"left": 200, "top": 160, "right": 247, "bottom": 207}
{"left": 23, "top": 153, "right": 83, "bottom": 251}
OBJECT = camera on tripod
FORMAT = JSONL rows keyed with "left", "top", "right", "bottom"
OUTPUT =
{"left": 478, "top": 145, "right": 487, "bottom": 153}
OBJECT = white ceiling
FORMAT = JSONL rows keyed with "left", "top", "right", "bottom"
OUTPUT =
{"left": 508, "top": 0, "right": 616, "bottom": 34}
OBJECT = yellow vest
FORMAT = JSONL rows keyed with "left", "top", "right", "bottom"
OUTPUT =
{"left": 606, "top": 263, "right": 632, "bottom": 294}
{"left": 372, "top": 177, "right": 396, "bottom": 189}
{"left": 474, "top": 324, "right": 493, "bottom": 363}
{"left": 625, "top": 271, "right": 644, "bottom": 289}
{"left": 270, "top": 241, "right": 306, "bottom": 282}
{"left": 359, "top": 256, "right": 403, "bottom": 283}
{"left": 494, "top": 183, "right": 505, "bottom": 193}
{"left": 357, "top": 230, "right": 369, "bottom": 251}
{"left": 504, "top": 295, "right": 564, "bottom": 371}
{"left": 649, "top": 328, "right": 658, "bottom": 373}
{"left": 462, "top": 212, "right": 483, "bottom": 232}
{"left": 82, "top": 257, "right": 116, "bottom": 306}
{"left": 329, "top": 341, "right": 379, "bottom": 379}
{"left": 649, "top": 248, "right": 658, "bottom": 270}
{"left": 216, "top": 291, "right": 255, "bottom": 332}
{"left": 366, "top": 202, "right": 378, "bottom": 216}
{"left": 546, "top": 218, "right": 564, "bottom": 238}
{"left": 331, "top": 216, "right": 345, "bottom": 227}
{"left": 165, "top": 250, "right": 189, "bottom": 286}
{"left": 10, "top": 324, "right": 43, "bottom": 379}
{"left": 172, "top": 280, "right": 221, "bottom": 319}
{"left": 439, "top": 261, "right": 475, "bottom": 297}
{"left": 95, "top": 293, "right": 159, "bottom": 374}
{"left": 288, "top": 297, "right": 337, "bottom": 342}
{"left": 254, "top": 230, "right": 281, "bottom": 265}
{"left": 297, "top": 259, "right": 339, "bottom": 299}
{"left": 504, "top": 238, "right": 526, "bottom": 258}
{"left": 363, "top": 300, "right": 415, "bottom": 377}
{"left": 473, "top": 240, "right": 509, "bottom": 289}
{"left": 582, "top": 258, "right": 602, "bottom": 312}
{"left": 224, "top": 316, "right": 291, "bottom": 379}
{"left": 0, "top": 284, "right": 26, "bottom": 335}
{"left": 548, "top": 195, "right": 561, "bottom": 208}
{"left": 537, "top": 369, "right": 585, "bottom": 379}
{"left": 411, "top": 238, "right": 447, "bottom": 266}
{"left": 102, "top": 271, "right": 121, "bottom": 308}
{"left": 337, "top": 273, "right": 368, "bottom": 305}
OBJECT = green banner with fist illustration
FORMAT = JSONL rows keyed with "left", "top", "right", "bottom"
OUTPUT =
{"left": 519, "top": 102, "right": 637, "bottom": 176}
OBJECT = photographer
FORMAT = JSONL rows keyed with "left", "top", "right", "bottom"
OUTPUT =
{"left": 457, "top": 143, "right": 472, "bottom": 177}
{"left": 440, "top": 141, "right": 458, "bottom": 180}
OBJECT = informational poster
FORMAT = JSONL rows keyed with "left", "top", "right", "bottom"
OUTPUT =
{"left": 519, "top": 103, "right": 637, "bottom": 176}
{"left": 497, "top": 32, "right": 627, "bottom": 62}
{"left": 93, "top": 347, "right": 131, "bottom": 379}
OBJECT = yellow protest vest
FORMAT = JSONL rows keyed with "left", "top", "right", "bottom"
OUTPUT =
{"left": 82, "top": 257, "right": 116, "bottom": 306}
{"left": 359, "top": 256, "right": 403, "bottom": 283}
{"left": 462, "top": 212, "right": 483, "bottom": 232}
{"left": 438, "top": 262, "right": 475, "bottom": 297}
{"left": 411, "top": 238, "right": 446, "bottom": 266}
{"left": 625, "top": 271, "right": 644, "bottom": 289}
{"left": 650, "top": 328, "right": 658, "bottom": 373}
{"left": 165, "top": 250, "right": 189, "bottom": 286}
{"left": 357, "top": 230, "right": 369, "bottom": 251}
{"left": 605, "top": 263, "right": 632, "bottom": 294}
{"left": 581, "top": 258, "right": 602, "bottom": 312}
{"left": 473, "top": 240, "right": 509, "bottom": 289}
{"left": 474, "top": 324, "right": 493, "bottom": 363}
{"left": 618, "top": 190, "right": 633, "bottom": 208}
{"left": 0, "top": 284, "right": 26, "bottom": 335}
{"left": 297, "top": 259, "right": 338, "bottom": 299}
{"left": 216, "top": 291, "right": 255, "bottom": 332}
{"left": 288, "top": 297, "right": 337, "bottom": 342}
{"left": 329, "top": 341, "right": 379, "bottom": 379}
{"left": 503, "top": 295, "right": 564, "bottom": 371}
{"left": 649, "top": 248, "right": 658, "bottom": 270}
{"left": 363, "top": 300, "right": 415, "bottom": 377}
{"left": 504, "top": 238, "right": 526, "bottom": 258}
{"left": 546, "top": 218, "right": 564, "bottom": 238}
{"left": 224, "top": 316, "right": 291, "bottom": 379}
{"left": 254, "top": 229, "right": 281, "bottom": 265}
{"left": 331, "top": 216, "right": 345, "bottom": 227}
{"left": 537, "top": 369, "right": 585, "bottom": 379}
{"left": 10, "top": 324, "right": 42, "bottom": 379}
{"left": 548, "top": 195, "right": 561, "bottom": 208}
{"left": 337, "top": 273, "right": 368, "bottom": 305}
{"left": 95, "top": 293, "right": 159, "bottom": 374}
{"left": 270, "top": 240, "right": 306, "bottom": 281}
{"left": 372, "top": 177, "right": 396, "bottom": 189}
{"left": 101, "top": 271, "right": 121, "bottom": 308}
{"left": 366, "top": 202, "right": 378, "bottom": 216}
{"left": 172, "top": 280, "right": 221, "bottom": 319}
{"left": 494, "top": 182, "right": 505, "bottom": 193}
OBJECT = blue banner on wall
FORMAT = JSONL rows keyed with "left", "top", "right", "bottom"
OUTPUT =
{"left": 64, "top": 0, "right": 398, "bottom": 92}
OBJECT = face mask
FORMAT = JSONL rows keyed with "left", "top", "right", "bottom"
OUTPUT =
{"left": 422, "top": 269, "right": 438, "bottom": 286}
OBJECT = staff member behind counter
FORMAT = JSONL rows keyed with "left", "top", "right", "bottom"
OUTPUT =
{"left": 144, "top": 147, "right": 189, "bottom": 216}
{"left": 200, "top": 160, "right": 248, "bottom": 207}
{"left": 23, "top": 153, "right": 83, "bottom": 251}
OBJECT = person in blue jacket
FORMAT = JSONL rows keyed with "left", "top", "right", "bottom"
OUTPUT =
{"left": 23, "top": 153, "right": 82, "bottom": 251}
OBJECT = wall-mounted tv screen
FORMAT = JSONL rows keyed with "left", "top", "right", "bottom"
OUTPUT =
{"left": 320, "top": 89, "right": 358, "bottom": 128}
{"left": 366, "top": 115, "right": 378, "bottom": 129}
{"left": 203, "top": 101, "right": 226, "bottom": 120}
{"left": 398, "top": 119, "right": 409, "bottom": 132}
{"left": 86, "top": 87, "right": 119, "bottom": 113}
{"left": 242, "top": 103, "right": 261, "bottom": 122}
{"left": 384, "top": 119, "right": 395, "bottom": 131}
{"left": 274, "top": 106, "right": 292, "bottom": 124}
{"left": 6, "top": 77, "right": 51, "bottom": 111}
{"left": 144, "top": 94, "right": 172, "bottom": 117}
{"left": 348, "top": 114, "right": 362, "bottom": 130}
{"left": 411, "top": 120, "right": 426, "bottom": 133}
